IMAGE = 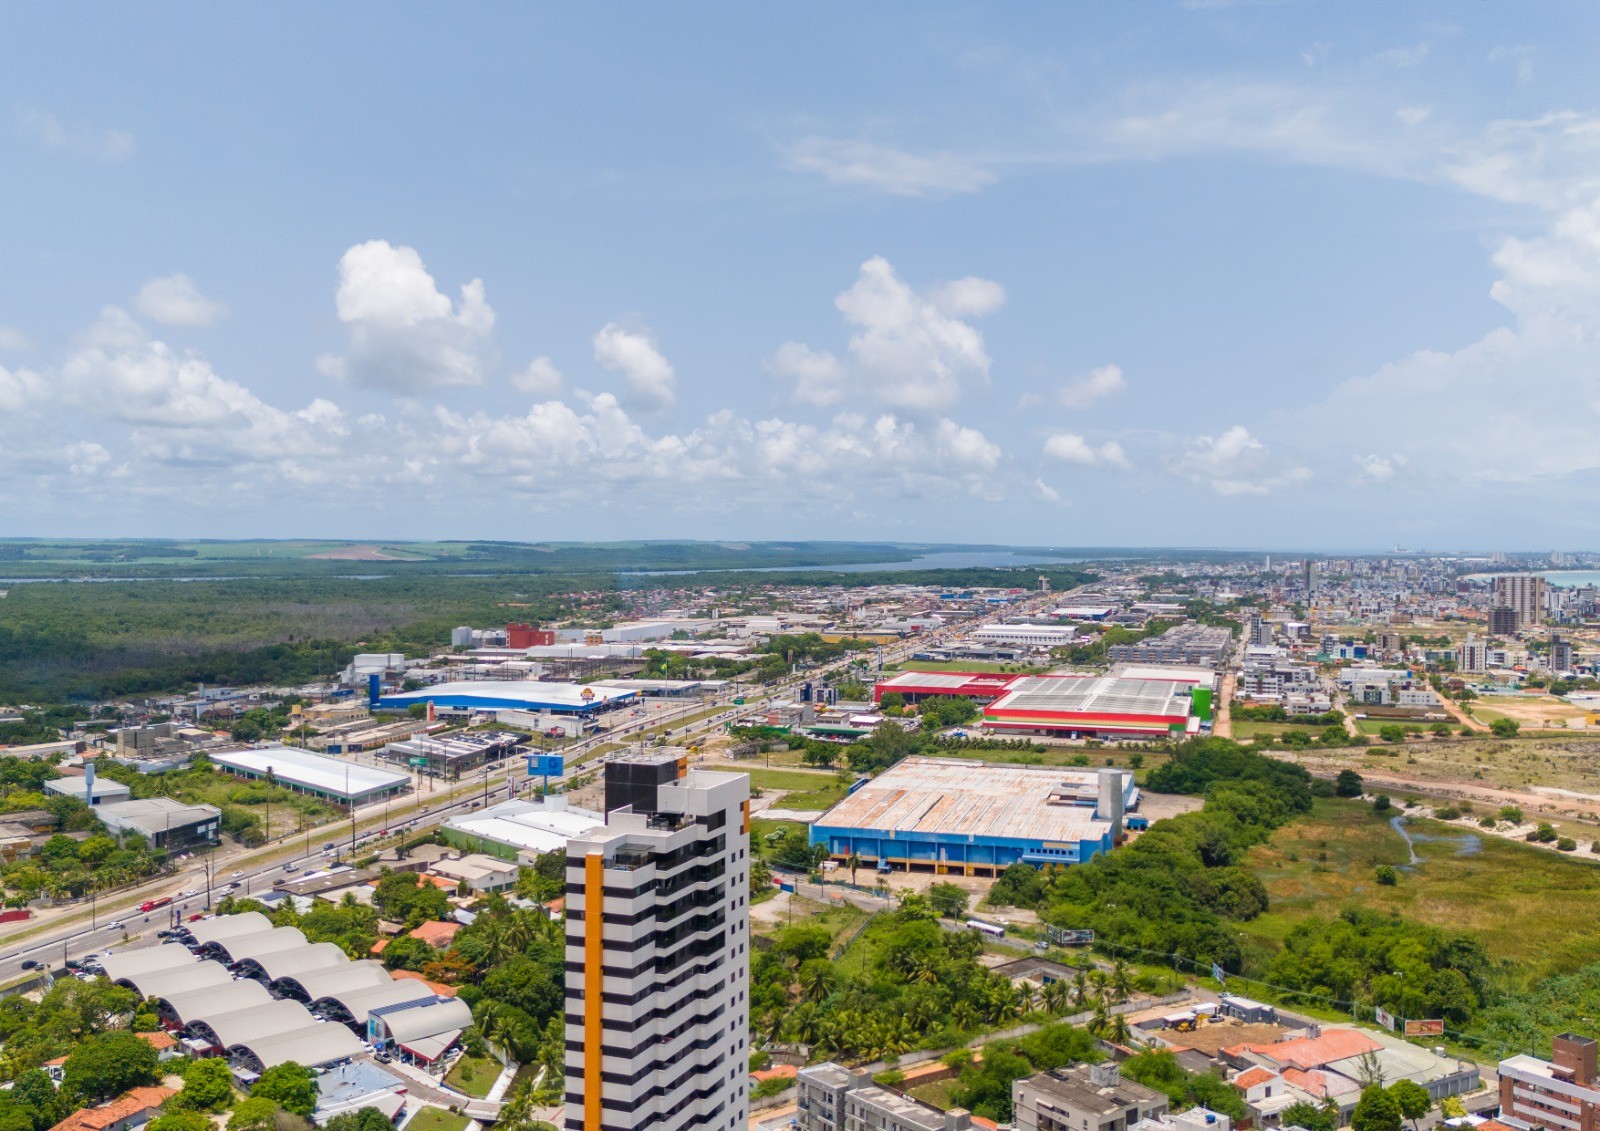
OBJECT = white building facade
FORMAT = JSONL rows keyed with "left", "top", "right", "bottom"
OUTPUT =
{"left": 564, "top": 753, "right": 751, "bottom": 1131}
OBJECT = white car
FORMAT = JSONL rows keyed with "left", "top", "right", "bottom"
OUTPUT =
{"left": 105, "top": 920, "right": 125, "bottom": 931}
{"left": 180, "top": 889, "right": 199, "bottom": 898}
{"left": 231, "top": 870, "right": 245, "bottom": 878}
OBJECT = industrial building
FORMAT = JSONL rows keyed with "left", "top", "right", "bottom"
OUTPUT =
{"left": 208, "top": 746, "right": 410, "bottom": 806}
{"left": 96, "top": 798, "right": 222, "bottom": 851}
{"left": 872, "top": 669, "right": 1019, "bottom": 705}
{"left": 1013, "top": 1063, "right": 1168, "bottom": 1131}
{"left": 564, "top": 752, "right": 750, "bottom": 1131}
{"left": 810, "top": 757, "right": 1136, "bottom": 876}
{"left": 872, "top": 670, "right": 1204, "bottom": 739}
{"left": 377, "top": 730, "right": 525, "bottom": 778}
{"left": 442, "top": 796, "right": 605, "bottom": 861}
{"left": 984, "top": 674, "right": 1203, "bottom": 739}
{"left": 970, "top": 624, "right": 1077, "bottom": 649}
{"left": 377, "top": 679, "right": 638, "bottom": 717}
{"left": 44, "top": 775, "right": 131, "bottom": 806}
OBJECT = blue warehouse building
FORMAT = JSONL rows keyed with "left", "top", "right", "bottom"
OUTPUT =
{"left": 377, "top": 679, "right": 638, "bottom": 716}
{"left": 810, "top": 757, "right": 1137, "bottom": 878}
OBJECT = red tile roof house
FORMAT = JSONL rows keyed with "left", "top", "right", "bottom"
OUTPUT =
{"left": 49, "top": 1087, "right": 176, "bottom": 1131}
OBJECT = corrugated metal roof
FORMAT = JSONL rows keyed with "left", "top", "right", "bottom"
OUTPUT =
{"left": 814, "top": 756, "right": 1114, "bottom": 842}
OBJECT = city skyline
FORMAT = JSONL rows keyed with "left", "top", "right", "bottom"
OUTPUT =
{"left": 5, "top": 5, "right": 1600, "bottom": 544}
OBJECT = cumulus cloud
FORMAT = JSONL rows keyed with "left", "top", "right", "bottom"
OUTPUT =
{"left": 593, "top": 323, "right": 677, "bottom": 410}
{"left": 767, "top": 342, "right": 848, "bottom": 407}
{"left": 1169, "top": 425, "right": 1310, "bottom": 495}
{"left": 0, "top": 364, "right": 46, "bottom": 413}
{"left": 317, "top": 240, "right": 495, "bottom": 391}
{"left": 1043, "top": 433, "right": 1131, "bottom": 469}
{"left": 135, "top": 274, "right": 228, "bottom": 327}
{"left": 772, "top": 258, "right": 1003, "bottom": 413}
{"left": 784, "top": 137, "right": 997, "bottom": 197}
{"left": 1033, "top": 478, "right": 1065, "bottom": 504}
{"left": 1354, "top": 453, "right": 1408, "bottom": 482}
{"left": 17, "top": 108, "right": 134, "bottom": 161}
{"left": 511, "top": 356, "right": 565, "bottom": 397}
{"left": 1056, "top": 364, "right": 1126, "bottom": 409}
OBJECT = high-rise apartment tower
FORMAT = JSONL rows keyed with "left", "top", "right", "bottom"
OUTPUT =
{"left": 564, "top": 752, "right": 751, "bottom": 1131}
{"left": 1492, "top": 575, "right": 1547, "bottom": 630}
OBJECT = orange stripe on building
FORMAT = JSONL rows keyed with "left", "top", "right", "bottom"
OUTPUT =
{"left": 584, "top": 852, "right": 604, "bottom": 1131}
{"left": 740, "top": 798, "right": 750, "bottom": 835}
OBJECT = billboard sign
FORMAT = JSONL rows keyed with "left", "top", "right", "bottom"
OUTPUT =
{"left": 528, "top": 753, "right": 565, "bottom": 778}
{"left": 1404, "top": 1019, "right": 1444, "bottom": 1037}
{"left": 1375, "top": 1007, "right": 1397, "bottom": 1033}
{"left": 1047, "top": 926, "right": 1095, "bottom": 946}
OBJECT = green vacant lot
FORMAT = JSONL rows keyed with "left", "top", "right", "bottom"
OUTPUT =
{"left": 1243, "top": 797, "right": 1600, "bottom": 982}
{"left": 717, "top": 766, "right": 852, "bottom": 810}
{"left": 406, "top": 1110, "right": 471, "bottom": 1131}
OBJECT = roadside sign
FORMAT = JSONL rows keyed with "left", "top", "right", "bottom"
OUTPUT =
{"left": 1404, "top": 1019, "right": 1444, "bottom": 1037}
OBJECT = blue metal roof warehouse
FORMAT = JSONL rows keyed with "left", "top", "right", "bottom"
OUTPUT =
{"left": 378, "top": 679, "right": 638, "bottom": 716}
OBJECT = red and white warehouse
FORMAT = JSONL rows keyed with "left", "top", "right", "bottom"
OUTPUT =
{"left": 875, "top": 669, "right": 1207, "bottom": 739}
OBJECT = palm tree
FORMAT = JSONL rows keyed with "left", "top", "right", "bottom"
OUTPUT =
{"left": 801, "top": 963, "right": 836, "bottom": 1003}
{"left": 1071, "top": 969, "right": 1091, "bottom": 1009}
{"left": 1106, "top": 1012, "right": 1132, "bottom": 1046}
{"left": 479, "top": 918, "right": 512, "bottom": 966}
{"left": 950, "top": 1000, "right": 979, "bottom": 1032}
{"left": 846, "top": 851, "right": 862, "bottom": 885}
{"left": 1109, "top": 959, "right": 1133, "bottom": 1003}
{"left": 1089, "top": 1001, "right": 1111, "bottom": 1038}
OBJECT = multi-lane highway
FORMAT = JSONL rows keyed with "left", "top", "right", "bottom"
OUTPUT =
{"left": 0, "top": 586, "right": 1063, "bottom": 978}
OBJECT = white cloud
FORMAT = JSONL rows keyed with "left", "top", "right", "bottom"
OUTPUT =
{"left": 767, "top": 342, "right": 847, "bottom": 407}
{"left": 1354, "top": 453, "right": 1408, "bottom": 482}
{"left": 784, "top": 137, "right": 997, "bottom": 197}
{"left": 0, "top": 364, "right": 47, "bottom": 413}
{"left": 772, "top": 257, "right": 1002, "bottom": 413}
{"left": 17, "top": 108, "right": 135, "bottom": 161}
{"left": 511, "top": 356, "right": 566, "bottom": 397}
{"left": 1056, "top": 364, "right": 1126, "bottom": 409}
{"left": 1043, "top": 432, "right": 1131, "bottom": 469}
{"left": 1033, "top": 478, "right": 1065, "bottom": 504}
{"left": 318, "top": 240, "right": 495, "bottom": 391}
{"left": 1169, "top": 425, "right": 1309, "bottom": 495}
{"left": 134, "top": 274, "right": 228, "bottom": 327}
{"left": 593, "top": 323, "right": 677, "bottom": 410}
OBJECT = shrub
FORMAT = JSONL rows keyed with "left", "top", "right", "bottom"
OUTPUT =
{"left": 1498, "top": 805, "right": 1523, "bottom": 824}
{"left": 1534, "top": 823, "right": 1558, "bottom": 843}
{"left": 1373, "top": 794, "right": 1392, "bottom": 813}
{"left": 1434, "top": 805, "right": 1461, "bottom": 821}
{"left": 1375, "top": 865, "right": 1398, "bottom": 886}
{"left": 1558, "top": 838, "right": 1578, "bottom": 852}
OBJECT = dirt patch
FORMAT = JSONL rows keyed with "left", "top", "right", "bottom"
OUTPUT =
{"left": 1163, "top": 1020, "right": 1290, "bottom": 1055}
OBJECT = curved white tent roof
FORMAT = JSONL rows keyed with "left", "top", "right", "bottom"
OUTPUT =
{"left": 101, "top": 944, "right": 197, "bottom": 985}
{"left": 191, "top": 998, "right": 317, "bottom": 1049}
{"left": 185, "top": 911, "right": 273, "bottom": 945}
{"left": 377, "top": 997, "right": 473, "bottom": 1061}
{"left": 243, "top": 942, "right": 350, "bottom": 984}
{"left": 315, "top": 978, "right": 435, "bottom": 1025}
{"left": 208, "top": 926, "right": 308, "bottom": 963}
{"left": 241, "top": 1022, "right": 365, "bottom": 1070}
{"left": 289, "top": 961, "right": 391, "bottom": 1002}
{"left": 161, "top": 979, "right": 273, "bottom": 1027}
{"left": 127, "top": 959, "right": 233, "bottom": 1003}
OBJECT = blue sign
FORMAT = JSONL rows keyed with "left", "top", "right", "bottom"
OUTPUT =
{"left": 528, "top": 753, "right": 565, "bottom": 778}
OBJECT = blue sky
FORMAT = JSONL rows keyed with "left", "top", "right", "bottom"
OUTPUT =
{"left": 4, "top": 4, "right": 1600, "bottom": 549}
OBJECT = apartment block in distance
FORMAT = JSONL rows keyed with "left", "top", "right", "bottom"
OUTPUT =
{"left": 1498, "top": 1034, "right": 1600, "bottom": 1131}
{"left": 797, "top": 1063, "right": 972, "bottom": 1131}
{"left": 563, "top": 752, "right": 751, "bottom": 1131}
{"left": 1014, "top": 1063, "right": 1169, "bottom": 1131}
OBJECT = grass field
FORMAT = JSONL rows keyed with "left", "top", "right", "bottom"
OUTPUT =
{"left": 889, "top": 659, "right": 1047, "bottom": 674}
{"left": 406, "top": 1110, "right": 471, "bottom": 1131}
{"left": 1244, "top": 797, "right": 1600, "bottom": 981}
{"left": 908, "top": 1080, "right": 960, "bottom": 1109}
{"left": 444, "top": 1054, "right": 501, "bottom": 1098}
{"left": 717, "top": 766, "right": 852, "bottom": 810}
{"left": 1232, "top": 719, "right": 1327, "bottom": 739}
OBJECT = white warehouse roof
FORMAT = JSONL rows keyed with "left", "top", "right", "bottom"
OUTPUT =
{"left": 209, "top": 746, "right": 409, "bottom": 803}
{"left": 444, "top": 797, "right": 604, "bottom": 856}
